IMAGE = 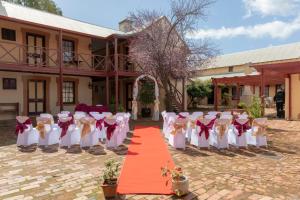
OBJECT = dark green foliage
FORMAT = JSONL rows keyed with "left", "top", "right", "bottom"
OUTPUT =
{"left": 4, "top": 0, "right": 62, "bottom": 15}
{"left": 138, "top": 81, "right": 155, "bottom": 108}
{"left": 187, "top": 80, "right": 212, "bottom": 108}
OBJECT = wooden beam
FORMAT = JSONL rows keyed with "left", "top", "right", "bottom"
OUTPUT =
{"left": 114, "top": 37, "right": 119, "bottom": 112}
{"left": 260, "top": 69, "right": 265, "bottom": 116}
{"left": 58, "top": 29, "right": 64, "bottom": 112}
{"left": 289, "top": 74, "right": 292, "bottom": 120}
{"left": 182, "top": 78, "right": 186, "bottom": 111}
{"left": 213, "top": 80, "right": 218, "bottom": 111}
{"left": 106, "top": 41, "right": 110, "bottom": 106}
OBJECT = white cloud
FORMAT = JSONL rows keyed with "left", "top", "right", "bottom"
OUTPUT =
{"left": 243, "top": 0, "right": 300, "bottom": 17}
{"left": 187, "top": 16, "right": 300, "bottom": 40}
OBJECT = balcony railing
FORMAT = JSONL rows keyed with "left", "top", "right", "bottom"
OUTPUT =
{"left": 0, "top": 41, "right": 138, "bottom": 75}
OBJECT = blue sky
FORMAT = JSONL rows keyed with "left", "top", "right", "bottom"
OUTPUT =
{"left": 53, "top": 0, "right": 300, "bottom": 54}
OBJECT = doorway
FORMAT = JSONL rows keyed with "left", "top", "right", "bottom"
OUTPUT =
{"left": 26, "top": 33, "right": 46, "bottom": 66}
{"left": 125, "top": 82, "right": 133, "bottom": 112}
{"left": 28, "top": 80, "right": 46, "bottom": 115}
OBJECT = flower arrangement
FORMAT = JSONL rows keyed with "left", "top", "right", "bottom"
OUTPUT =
{"left": 161, "top": 162, "right": 189, "bottom": 196}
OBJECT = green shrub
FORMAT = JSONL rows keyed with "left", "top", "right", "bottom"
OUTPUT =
{"left": 187, "top": 80, "right": 212, "bottom": 108}
{"left": 247, "top": 96, "right": 263, "bottom": 118}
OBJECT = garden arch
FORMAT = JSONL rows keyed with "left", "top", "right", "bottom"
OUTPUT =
{"left": 132, "top": 74, "right": 160, "bottom": 121}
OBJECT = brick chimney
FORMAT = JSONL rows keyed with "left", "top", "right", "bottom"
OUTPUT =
{"left": 119, "top": 18, "right": 134, "bottom": 33}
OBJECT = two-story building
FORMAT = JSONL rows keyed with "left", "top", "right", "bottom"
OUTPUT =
{"left": 0, "top": 1, "right": 188, "bottom": 120}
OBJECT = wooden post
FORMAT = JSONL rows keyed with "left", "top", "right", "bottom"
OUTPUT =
{"left": 182, "top": 78, "right": 186, "bottom": 111}
{"left": 213, "top": 80, "right": 218, "bottom": 111}
{"left": 260, "top": 69, "right": 265, "bottom": 116}
{"left": 236, "top": 83, "right": 240, "bottom": 104}
{"left": 114, "top": 37, "right": 119, "bottom": 112}
{"left": 288, "top": 74, "right": 292, "bottom": 120}
{"left": 105, "top": 41, "right": 109, "bottom": 106}
{"left": 58, "top": 29, "right": 64, "bottom": 112}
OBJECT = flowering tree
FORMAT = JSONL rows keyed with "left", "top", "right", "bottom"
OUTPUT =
{"left": 128, "top": 0, "right": 217, "bottom": 110}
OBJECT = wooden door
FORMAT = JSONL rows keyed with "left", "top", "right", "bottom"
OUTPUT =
{"left": 125, "top": 83, "right": 133, "bottom": 112}
{"left": 28, "top": 80, "right": 46, "bottom": 115}
{"left": 26, "top": 33, "right": 46, "bottom": 66}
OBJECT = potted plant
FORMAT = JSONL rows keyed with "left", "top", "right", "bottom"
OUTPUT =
{"left": 161, "top": 163, "right": 189, "bottom": 197}
{"left": 101, "top": 159, "right": 121, "bottom": 198}
{"left": 139, "top": 81, "right": 155, "bottom": 118}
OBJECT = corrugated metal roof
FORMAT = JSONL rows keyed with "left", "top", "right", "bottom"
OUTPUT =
{"left": 0, "top": 0, "right": 125, "bottom": 38}
{"left": 192, "top": 72, "right": 259, "bottom": 81}
{"left": 209, "top": 42, "right": 300, "bottom": 69}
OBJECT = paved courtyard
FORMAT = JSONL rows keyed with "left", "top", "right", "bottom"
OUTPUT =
{"left": 0, "top": 119, "right": 299, "bottom": 200}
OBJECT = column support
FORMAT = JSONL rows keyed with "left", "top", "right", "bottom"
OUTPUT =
{"left": 114, "top": 37, "right": 119, "bottom": 112}
{"left": 260, "top": 69, "right": 265, "bottom": 116}
{"left": 288, "top": 74, "right": 292, "bottom": 120}
{"left": 182, "top": 78, "right": 186, "bottom": 111}
{"left": 105, "top": 41, "right": 109, "bottom": 105}
{"left": 213, "top": 80, "right": 218, "bottom": 111}
{"left": 58, "top": 29, "right": 64, "bottom": 112}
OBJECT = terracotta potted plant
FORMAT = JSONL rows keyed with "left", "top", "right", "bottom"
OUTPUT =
{"left": 161, "top": 163, "right": 189, "bottom": 197}
{"left": 101, "top": 159, "right": 120, "bottom": 198}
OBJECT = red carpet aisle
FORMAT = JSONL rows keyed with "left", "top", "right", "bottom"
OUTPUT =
{"left": 117, "top": 126, "right": 174, "bottom": 194}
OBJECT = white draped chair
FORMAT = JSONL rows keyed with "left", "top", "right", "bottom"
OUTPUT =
{"left": 40, "top": 113, "right": 55, "bottom": 124}
{"left": 102, "top": 112, "right": 113, "bottom": 118}
{"left": 229, "top": 118, "right": 251, "bottom": 148}
{"left": 89, "top": 112, "right": 106, "bottom": 141}
{"left": 37, "top": 116, "right": 60, "bottom": 147}
{"left": 163, "top": 112, "right": 177, "bottom": 139}
{"left": 16, "top": 116, "right": 39, "bottom": 147}
{"left": 168, "top": 118, "right": 187, "bottom": 149}
{"left": 207, "top": 111, "right": 219, "bottom": 116}
{"left": 186, "top": 112, "right": 203, "bottom": 141}
{"left": 58, "top": 116, "right": 81, "bottom": 148}
{"left": 115, "top": 115, "right": 126, "bottom": 146}
{"left": 191, "top": 117, "right": 215, "bottom": 148}
{"left": 178, "top": 112, "right": 189, "bottom": 119}
{"left": 79, "top": 117, "right": 99, "bottom": 148}
{"left": 246, "top": 118, "right": 268, "bottom": 147}
{"left": 104, "top": 118, "right": 119, "bottom": 149}
{"left": 210, "top": 119, "right": 231, "bottom": 149}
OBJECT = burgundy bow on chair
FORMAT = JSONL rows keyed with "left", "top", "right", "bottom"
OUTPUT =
{"left": 15, "top": 119, "right": 32, "bottom": 135}
{"left": 58, "top": 120, "right": 72, "bottom": 139}
{"left": 178, "top": 114, "right": 186, "bottom": 119}
{"left": 233, "top": 120, "right": 251, "bottom": 137}
{"left": 196, "top": 119, "right": 215, "bottom": 140}
{"left": 104, "top": 121, "right": 117, "bottom": 141}
{"left": 96, "top": 118, "right": 105, "bottom": 131}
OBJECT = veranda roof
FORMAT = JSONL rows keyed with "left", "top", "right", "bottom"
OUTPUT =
{"left": 0, "top": 0, "right": 125, "bottom": 38}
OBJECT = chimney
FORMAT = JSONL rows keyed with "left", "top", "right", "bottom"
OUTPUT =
{"left": 119, "top": 18, "right": 134, "bottom": 33}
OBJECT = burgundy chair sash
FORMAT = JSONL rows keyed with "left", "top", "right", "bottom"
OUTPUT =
{"left": 58, "top": 120, "right": 72, "bottom": 139}
{"left": 104, "top": 121, "right": 117, "bottom": 141}
{"left": 15, "top": 119, "right": 32, "bottom": 135}
{"left": 96, "top": 118, "right": 105, "bottom": 131}
{"left": 178, "top": 114, "right": 186, "bottom": 119}
{"left": 196, "top": 119, "right": 215, "bottom": 140}
{"left": 233, "top": 120, "right": 251, "bottom": 136}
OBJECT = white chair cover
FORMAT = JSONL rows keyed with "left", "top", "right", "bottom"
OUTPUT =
{"left": 186, "top": 112, "right": 204, "bottom": 141}
{"left": 246, "top": 118, "right": 268, "bottom": 147}
{"left": 40, "top": 113, "right": 55, "bottom": 124}
{"left": 104, "top": 118, "right": 119, "bottom": 149}
{"left": 79, "top": 117, "right": 98, "bottom": 148}
{"left": 116, "top": 115, "right": 126, "bottom": 146}
{"left": 102, "top": 112, "right": 113, "bottom": 118}
{"left": 168, "top": 118, "right": 187, "bottom": 149}
{"left": 61, "top": 111, "right": 71, "bottom": 115}
{"left": 229, "top": 118, "right": 249, "bottom": 147}
{"left": 191, "top": 118, "right": 214, "bottom": 148}
{"left": 221, "top": 111, "right": 231, "bottom": 116}
{"left": 207, "top": 111, "right": 219, "bottom": 116}
{"left": 16, "top": 116, "right": 38, "bottom": 146}
{"left": 89, "top": 112, "right": 106, "bottom": 141}
{"left": 178, "top": 112, "right": 189, "bottom": 119}
{"left": 163, "top": 112, "right": 177, "bottom": 139}
{"left": 37, "top": 116, "right": 60, "bottom": 146}
{"left": 210, "top": 119, "right": 231, "bottom": 149}
{"left": 59, "top": 117, "right": 81, "bottom": 148}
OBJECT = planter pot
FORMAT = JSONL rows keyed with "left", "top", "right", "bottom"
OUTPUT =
{"left": 172, "top": 176, "right": 189, "bottom": 196}
{"left": 141, "top": 108, "right": 151, "bottom": 118}
{"left": 101, "top": 184, "right": 117, "bottom": 198}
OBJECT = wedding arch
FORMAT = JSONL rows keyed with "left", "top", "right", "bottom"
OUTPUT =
{"left": 132, "top": 74, "right": 160, "bottom": 121}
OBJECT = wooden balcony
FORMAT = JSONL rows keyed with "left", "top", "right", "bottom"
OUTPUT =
{"left": 0, "top": 41, "right": 139, "bottom": 77}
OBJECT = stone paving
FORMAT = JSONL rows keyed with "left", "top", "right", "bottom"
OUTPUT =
{"left": 0, "top": 119, "right": 299, "bottom": 200}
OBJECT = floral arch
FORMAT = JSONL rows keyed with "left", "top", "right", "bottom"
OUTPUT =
{"left": 132, "top": 74, "right": 160, "bottom": 121}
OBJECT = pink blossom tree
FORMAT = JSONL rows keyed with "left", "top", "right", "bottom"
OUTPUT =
{"left": 128, "top": 0, "right": 217, "bottom": 110}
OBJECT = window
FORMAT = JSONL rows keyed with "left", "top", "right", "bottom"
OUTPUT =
{"left": 3, "top": 78, "right": 16, "bottom": 89}
{"left": 228, "top": 66, "right": 233, "bottom": 72}
{"left": 264, "top": 85, "right": 270, "bottom": 97}
{"left": 1, "top": 28, "right": 16, "bottom": 41}
{"left": 62, "top": 39, "right": 75, "bottom": 62}
{"left": 231, "top": 86, "right": 238, "bottom": 100}
{"left": 63, "top": 81, "right": 75, "bottom": 104}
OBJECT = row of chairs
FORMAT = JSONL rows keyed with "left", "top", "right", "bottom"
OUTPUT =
{"left": 15, "top": 111, "right": 131, "bottom": 150}
{"left": 162, "top": 111, "right": 268, "bottom": 150}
